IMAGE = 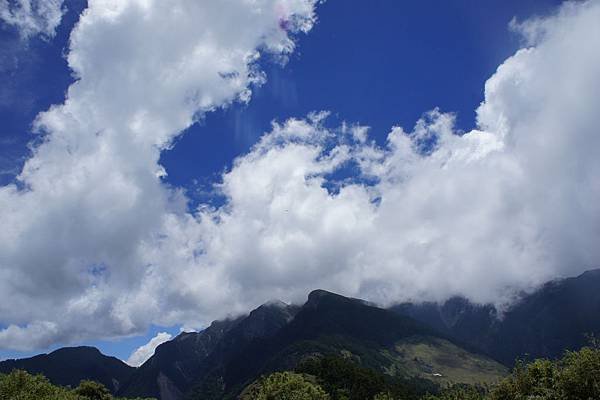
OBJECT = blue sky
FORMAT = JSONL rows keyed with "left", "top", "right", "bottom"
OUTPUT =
{"left": 2, "top": 0, "right": 598, "bottom": 365}
{"left": 163, "top": 0, "right": 562, "bottom": 201}
{"left": 2, "top": 0, "right": 561, "bottom": 190}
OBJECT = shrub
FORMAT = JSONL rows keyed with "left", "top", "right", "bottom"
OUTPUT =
{"left": 242, "top": 371, "right": 329, "bottom": 400}
{"left": 0, "top": 370, "right": 155, "bottom": 400}
{"left": 489, "top": 345, "right": 600, "bottom": 400}
{"left": 74, "top": 380, "right": 113, "bottom": 400}
{"left": 0, "top": 369, "right": 77, "bottom": 400}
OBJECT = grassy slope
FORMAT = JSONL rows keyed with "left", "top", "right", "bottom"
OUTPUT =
{"left": 382, "top": 335, "right": 507, "bottom": 386}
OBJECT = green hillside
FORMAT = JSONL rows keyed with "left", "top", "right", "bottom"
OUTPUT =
{"left": 382, "top": 335, "right": 507, "bottom": 385}
{"left": 239, "top": 344, "right": 600, "bottom": 400}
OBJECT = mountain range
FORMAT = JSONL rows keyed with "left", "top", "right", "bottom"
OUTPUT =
{"left": 391, "top": 269, "right": 600, "bottom": 365}
{"left": 118, "top": 289, "right": 507, "bottom": 399}
{"left": 1, "top": 269, "right": 598, "bottom": 400}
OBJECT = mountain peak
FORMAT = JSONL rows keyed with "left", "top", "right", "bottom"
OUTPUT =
{"left": 307, "top": 289, "right": 341, "bottom": 301}
{"left": 259, "top": 299, "right": 289, "bottom": 309}
{"left": 0, "top": 345, "right": 134, "bottom": 394}
{"left": 307, "top": 288, "right": 333, "bottom": 298}
{"left": 577, "top": 268, "right": 600, "bottom": 279}
{"left": 50, "top": 345, "right": 102, "bottom": 356}
{"left": 305, "top": 289, "right": 363, "bottom": 308}
{"left": 237, "top": 299, "right": 298, "bottom": 340}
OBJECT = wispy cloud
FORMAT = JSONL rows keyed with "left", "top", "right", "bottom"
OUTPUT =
{"left": 0, "top": 0, "right": 65, "bottom": 39}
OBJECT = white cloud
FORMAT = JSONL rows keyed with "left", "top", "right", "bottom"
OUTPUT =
{"left": 1, "top": 0, "right": 600, "bottom": 353}
{"left": 0, "top": 0, "right": 65, "bottom": 39}
{"left": 0, "top": 0, "right": 318, "bottom": 351}
{"left": 126, "top": 332, "right": 172, "bottom": 367}
{"left": 172, "top": 0, "right": 600, "bottom": 310}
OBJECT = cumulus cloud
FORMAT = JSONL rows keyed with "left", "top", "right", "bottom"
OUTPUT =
{"left": 1, "top": 0, "right": 600, "bottom": 352}
{"left": 167, "top": 0, "right": 600, "bottom": 310}
{"left": 0, "top": 0, "right": 65, "bottom": 39}
{"left": 0, "top": 0, "right": 318, "bottom": 350}
{"left": 126, "top": 332, "right": 172, "bottom": 367}
{"left": 154, "top": 0, "right": 600, "bottom": 313}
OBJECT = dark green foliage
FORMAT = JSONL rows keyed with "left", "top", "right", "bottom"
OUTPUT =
{"left": 372, "top": 393, "right": 395, "bottom": 400}
{"left": 295, "top": 356, "right": 434, "bottom": 400}
{"left": 0, "top": 369, "right": 77, "bottom": 400}
{"left": 489, "top": 345, "right": 600, "bottom": 400}
{"left": 556, "top": 346, "right": 600, "bottom": 399}
{"left": 242, "top": 345, "right": 600, "bottom": 400}
{"left": 489, "top": 358, "right": 557, "bottom": 399}
{"left": 421, "top": 384, "right": 486, "bottom": 400}
{"left": 240, "top": 372, "right": 329, "bottom": 400}
{"left": 424, "top": 344, "right": 600, "bottom": 400}
{"left": 0, "top": 370, "right": 155, "bottom": 400}
{"left": 74, "top": 380, "right": 113, "bottom": 400}
{"left": 296, "top": 356, "right": 386, "bottom": 400}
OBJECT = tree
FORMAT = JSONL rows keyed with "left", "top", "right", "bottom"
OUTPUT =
{"left": 421, "top": 384, "right": 486, "bottom": 400}
{"left": 242, "top": 371, "right": 329, "bottom": 400}
{"left": 296, "top": 355, "right": 430, "bottom": 400}
{"left": 74, "top": 380, "right": 113, "bottom": 400}
{"left": 489, "top": 345, "right": 600, "bottom": 400}
{"left": 373, "top": 392, "right": 395, "bottom": 400}
{"left": 554, "top": 346, "right": 600, "bottom": 399}
{"left": 0, "top": 369, "right": 77, "bottom": 400}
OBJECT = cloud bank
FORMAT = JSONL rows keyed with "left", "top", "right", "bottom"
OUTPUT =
{"left": 0, "top": 0, "right": 318, "bottom": 350}
{"left": 1, "top": 0, "right": 600, "bottom": 351}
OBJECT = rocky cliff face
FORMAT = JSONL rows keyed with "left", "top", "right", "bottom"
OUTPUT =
{"left": 118, "top": 301, "right": 299, "bottom": 400}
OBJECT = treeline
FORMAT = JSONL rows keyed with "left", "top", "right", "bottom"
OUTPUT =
{"left": 2, "top": 344, "right": 599, "bottom": 399}
{"left": 0, "top": 370, "right": 154, "bottom": 400}
{"left": 243, "top": 344, "right": 600, "bottom": 400}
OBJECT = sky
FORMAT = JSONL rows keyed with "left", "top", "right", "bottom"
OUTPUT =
{"left": 0, "top": 0, "right": 598, "bottom": 366}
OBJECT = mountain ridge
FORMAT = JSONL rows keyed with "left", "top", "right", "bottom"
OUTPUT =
{"left": 0, "top": 345, "right": 134, "bottom": 393}
{"left": 120, "top": 289, "right": 504, "bottom": 400}
{"left": 2, "top": 270, "right": 599, "bottom": 399}
{"left": 391, "top": 268, "right": 600, "bottom": 365}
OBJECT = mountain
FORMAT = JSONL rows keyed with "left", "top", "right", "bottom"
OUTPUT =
{"left": 0, "top": 290, "right": 513, "bottom": 400}
{"left": 121, "top": 290, "right": 506, "bottom": 400}
{"left": 0, "top": 346, "right": 134, "bottom": 393}
{"left": 391, "top": 269, "right": 600, "bottom": 365}
{"left": 118, "top": 301, "right": 298, "bottom": 400}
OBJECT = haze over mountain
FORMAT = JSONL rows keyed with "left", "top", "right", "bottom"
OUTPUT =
{"left": 392, "top": 269, "right": 600, "bottom": 365}
{"left": 119, "top": 289, "right": 508, "bottom": 399}
{"left": 1, "top": 289, "right": 511, "bottom": 400}
{"left": 1, "top": 269, "right": 599, "bottom": 399}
